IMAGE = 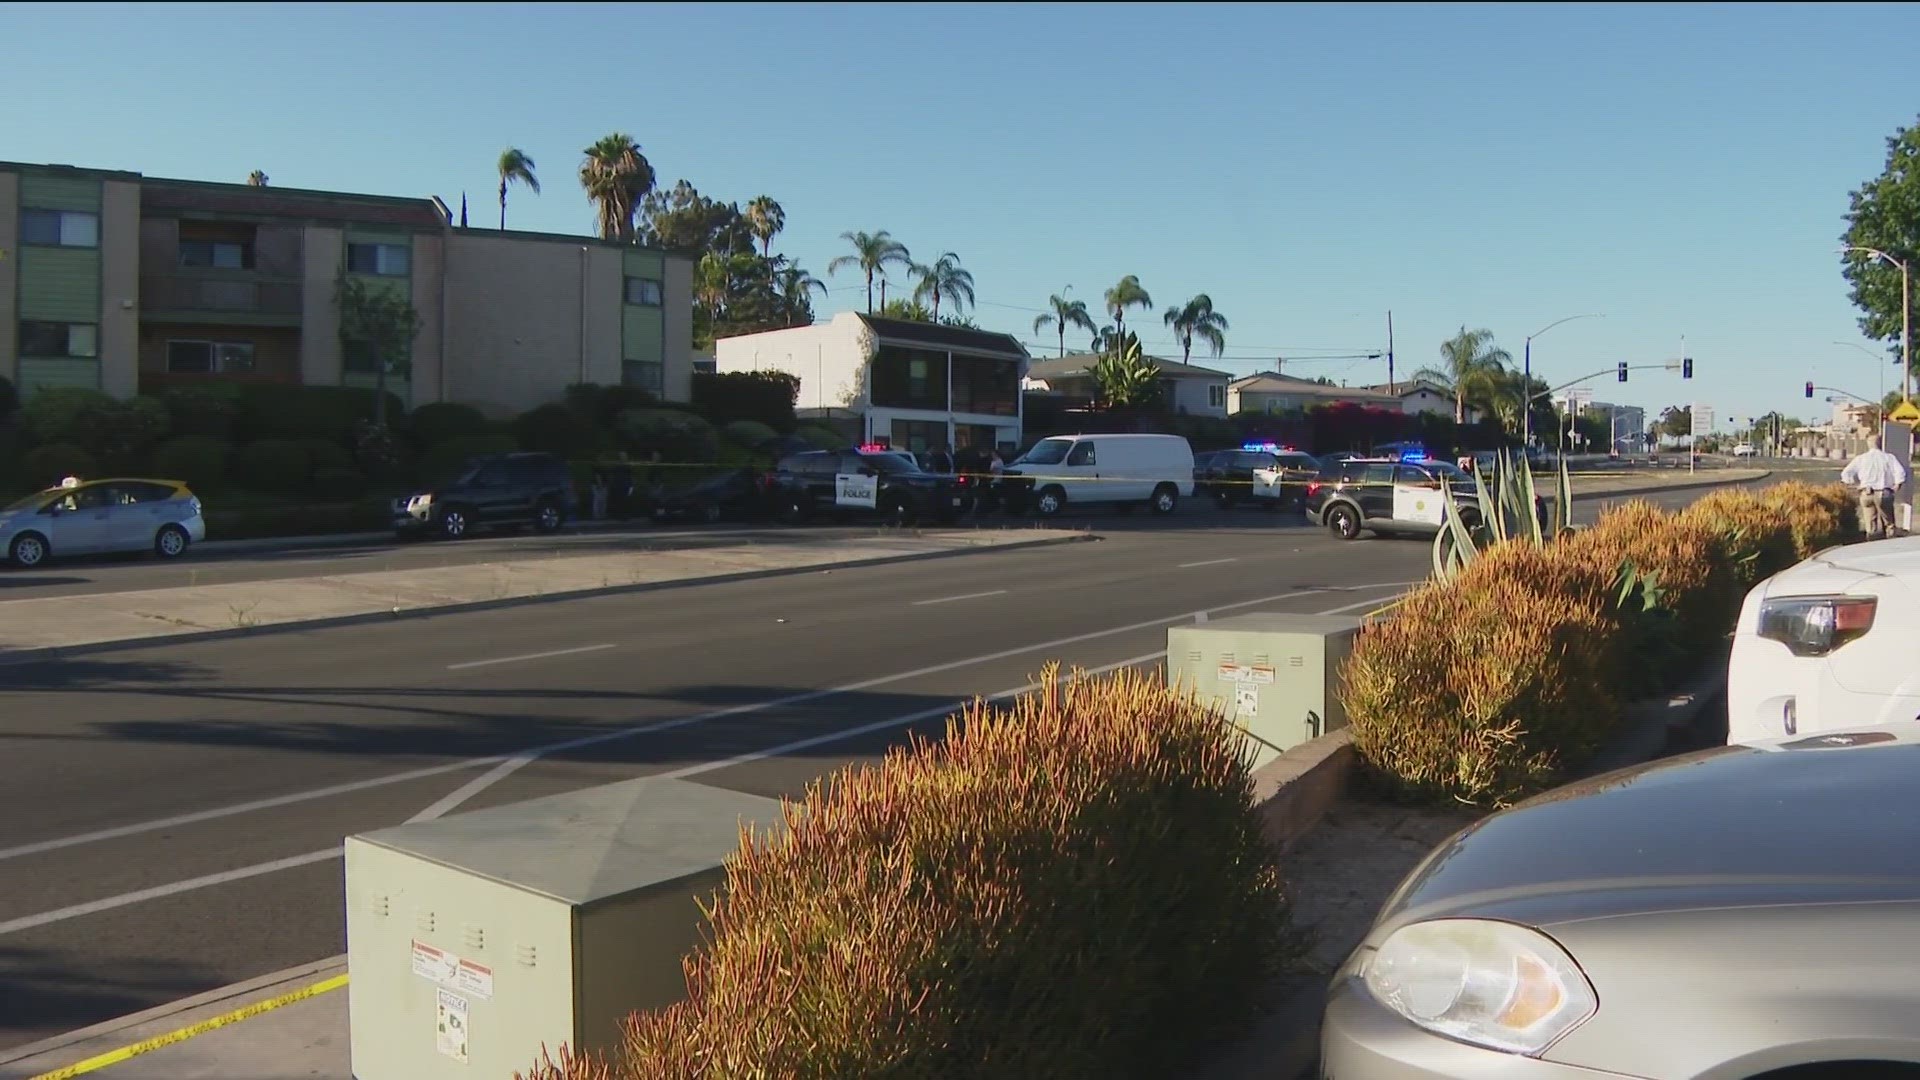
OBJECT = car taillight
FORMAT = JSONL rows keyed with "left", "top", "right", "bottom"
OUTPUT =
{"left": 1757, "top": 596, "right": 1877, "bottom": 657}
{"left": 1306, "top": 481, "right": 1322, "bottom": 498}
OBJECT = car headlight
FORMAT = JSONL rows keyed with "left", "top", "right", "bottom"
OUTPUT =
{"left": 1352, "top": 918, "right": 1597, "bottom": 1055}
{"left": 1757, "top": 595, "right": 1876, "bottom": 657}
{"left": 407, "top": 493, "right": 433, "bottom": 510}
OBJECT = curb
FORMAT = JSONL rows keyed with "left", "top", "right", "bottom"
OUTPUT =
{"left": 1200, "top": 662, "right": 1730, "bottom": 1080}
{"left": 0, "top": 956, "right": 346, "bottom": 1076}
{"left": 0, "top": 532, "right": 1096, "bottom": 666}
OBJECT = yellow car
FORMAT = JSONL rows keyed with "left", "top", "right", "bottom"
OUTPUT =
{"left": 0, "top": 478, "right": 207, "bottom": 568}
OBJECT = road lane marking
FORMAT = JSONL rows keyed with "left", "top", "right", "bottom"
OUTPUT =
{"left": 0, "top": 593, "right": 1409, "bottom": 936}
{"left": 445, "top": 643, "right": 618, "bottom": 671}
{"left": 909, "top": 589, "right": 1009, "bottom": 606}
{"left": 2, "top": 580, "right": 1420, "bottom": 860}
{"left": 1177, "top": 558, "right": 1238, "bottom": 569}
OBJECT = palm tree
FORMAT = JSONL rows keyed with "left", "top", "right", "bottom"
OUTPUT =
{"left": 1032, "top": 290, "right": 1096, "bottom": 357}
{"left": 695, "top": 252, "right": 731, "bottom": 322}
{"left": 774, "top": 260, "right": 827, "bottom": 325}
{"left": 578, "top": 133, "right": 656, "bottom": 242}
{"left": 1162, "top": 294, "right": 1229, "bottom": 363}
{"left": 496, "top": 148, "right": 539, "bottom": 230}
{"left": 1413, "top": 326, "right": 1512, "bottom": 425}
{"left": 909, "top": 252, "right": 975, "bottom": 321}
{"left": 745, "top": 196, "right": 785, "bottom": 257}
{"left": 826, "top": 230, "right": 911, "bottom": 313}
{"left": 246, "top": 170, "right": 268, "bottom": 186}
{"left": 1103, "top": 275, "right": 1152, "bottom": 349}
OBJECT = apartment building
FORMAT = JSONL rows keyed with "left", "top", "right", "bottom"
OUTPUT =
{"left": 0, "top": 161, "right": 693, "bottom": 414}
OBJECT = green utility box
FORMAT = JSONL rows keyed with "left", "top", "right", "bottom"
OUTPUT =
{"left": 1166, "top": 613, "right": 1363, "bottom": 771}
{"left": 345, "top": 777, "right": 783, "bottom": 1080}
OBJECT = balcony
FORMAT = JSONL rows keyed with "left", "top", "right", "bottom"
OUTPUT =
{"left": 141, "top": 272, "right": 305, "bottom": 327}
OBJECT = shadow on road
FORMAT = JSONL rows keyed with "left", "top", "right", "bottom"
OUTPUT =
{"left": 0, "top": 942, "right": 224, "bottom": 1048}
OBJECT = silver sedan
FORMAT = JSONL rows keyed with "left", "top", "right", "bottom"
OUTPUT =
{"left": 1323, "top": 728, "right": 1920, "bottom": 1078}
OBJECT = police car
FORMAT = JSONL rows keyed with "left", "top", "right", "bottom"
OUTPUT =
{"left": 1197, "top": 442, "right": 1323, "bottom": 510}
{"left": 1303, "top": 449, "right": 1491, "bottom": 541}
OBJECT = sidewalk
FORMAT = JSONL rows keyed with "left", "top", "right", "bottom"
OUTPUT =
{"left": 0, "top": 527, "right": 1088, "bottom": 658}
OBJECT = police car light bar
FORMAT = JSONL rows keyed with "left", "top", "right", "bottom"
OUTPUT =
{"left": 1240, "top": 442, "right": 1297, "bottom": 453}
{"left": 1397, "top": 446, "right": 1430, "bottom": 462}
{"left": 857, "top": 443, "right": 890, "bottom": 453}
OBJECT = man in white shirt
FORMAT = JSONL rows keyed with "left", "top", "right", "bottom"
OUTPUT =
{"left": 1840, "top": 435, "right": 1911, "bottom": 540}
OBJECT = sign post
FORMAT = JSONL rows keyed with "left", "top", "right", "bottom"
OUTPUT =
{"left": 1690, "top": 404, "right": 1714, "bottom": 473}
{"left": 1888, "top": 400, "right": 1919, "bottom": 535}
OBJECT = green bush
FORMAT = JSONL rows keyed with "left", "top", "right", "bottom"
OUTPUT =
{"left": 589, "top": 665, "right": 1289, "bottom": 1079}
{"left": 234, "top": 385, "right": 403, "bottom": 444}
{"left": 0, "top": 375, "right": 16, "bottom": 418}
{"left": 615, "top": 408, "right": 716, "bottom": 462}
{"left": 690, "top": 369, "right": 799, "bottom": 427}
{"left": 160, "top": 384, "right": 244, "bottom": 442}
{"left": 418, "top": 429, "right": 518, "bottom": 484}
{"left": 151, "top": 437, "right": 231, "bottom": 493}
{"left": 20, "top": 444, "right": 98, "bottom": 490}
{"left": 22, "top": 389, "right": 170, "bottom": 462}
{"left": 303, "top": 439, "right": 356, "bottom": 473}
{"left": 514, "top": 403, "right": 606, "bottom": 458}
{"left": 792, "top": 423, "right": 848, "bottom": 450}
{"left": 203, "top": 497, "right": 391, "bottom": 541}
{"left": 720, "top": 419, "right": 779, "bottom": 449}
{"left": 564, "top": 383, "right": 655, "bottom": 429}
{"left": 311, "top": 468, "right": 367, "bottom": 501}
{"left": 408, "top": 403, "right": 489, "bottom": 448}
{"left": 234, "top": 440, "right": 314, "bottom": 494}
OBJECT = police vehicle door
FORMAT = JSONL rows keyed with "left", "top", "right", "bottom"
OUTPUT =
{"left": 1390, "top": 464, "right": 1446, "bottom": 527}
{"left": 1245, "top": 452, "right": 1285, "bottom": 501}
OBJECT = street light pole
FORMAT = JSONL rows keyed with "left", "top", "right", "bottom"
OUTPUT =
{"left": 1521, "top": 313, "right": 1604, "bottom": 448}
{"left": 1841, "top": 247, "right": 1912, "bottom": 402}
{"left": 1833, "top": 340, "right": 1888, "bottom": 404}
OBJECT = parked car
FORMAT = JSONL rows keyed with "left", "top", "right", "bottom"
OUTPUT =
{"left": 762, "top": 449, "right": 967, "bottom": 526}
{"left": 996, "top": 433, "right": 1194, "bottom": 517}
{"left": 1726, "top": 537, "right": 1920, "bottom": 745}
{"left": 1733, "top": 442, "right": 1758, "bottom": 457}
{"left": 1196, "top": 445, "right": 1323, "bottom": 509}
{"left": 646, "top": 468, "right": 763, "bottom": 524}
{"left": 1, "top": 477, "right": 206, "bottom": 568}
{"left": 1324, "top": 727, "right": 1920, "bottom": 1078}
{"left": 393, "top": 452, "right": 575, "bottom": 540}
{"left": 1304, "top": 457, "right": 1510, "bottom": 540}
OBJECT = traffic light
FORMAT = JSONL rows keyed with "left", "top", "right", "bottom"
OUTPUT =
{"left": 1805, "top": 381, "right": 1815, "bottom": 399}
{"left": 1617, "top": 362, "right": 1628, "bottom": 383}
{"left": 1682, "top": 356, "right": 1693, "bottom": 379}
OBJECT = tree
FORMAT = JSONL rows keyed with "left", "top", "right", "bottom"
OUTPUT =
{"left": 336, "top": 276, "right": 422, "bottom": 430}
{"left": 246, "top": 170, "right": 268, "bottom": 187}
{"left": 909, "top": 252, "right": 975, "bottom": 321}
{"left": 773, "top": 259, "right": 826, "bottom": 327}
{"left": 827, "top": 230, "right": 911, "bottom": 313}
{"left": 1103, "top": 275, "right": 1152, "bottom": 349}
{"left": 1032, "top": 291, "right": 1096, "bottom": 357}
{"left": 878, "top": 297, "right": 934, "bottom": 321}
{"left": 1091, "top": 337, "right": 1162, "bottom": 408}
{"left": 497, "top": 148, "right": 539, "bottom": 230}
{"left": 1161, "top": 293, "right": 1229, "bottom": 363}
{"left": 1413, "top": 326, "right": 1511, "bottom": 425}
{"left": 638, "top": 180, "right": 755, "bottom": 260}
{"left": 745, "top": 196, "right": 785, "bottom": 257}
{"left": 1841, "top": 117, "right": 1920, "bottom": 378}
{"left": 1656, "top": 405, "right": 1694, "bottom": 442}
{"left": 578, "top": 133, "right": 655, "bottom": 242}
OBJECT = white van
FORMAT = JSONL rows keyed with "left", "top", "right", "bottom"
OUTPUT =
{"left": 1000, "top": 433, "right": 1196, "bottom": 517}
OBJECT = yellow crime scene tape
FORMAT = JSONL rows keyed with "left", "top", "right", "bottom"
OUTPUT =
{"left": 28, "top": 974, "right": 348, "bottom": 1080}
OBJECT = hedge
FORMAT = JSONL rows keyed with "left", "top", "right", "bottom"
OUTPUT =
{"left": 690, "top": 370, "right": 799, "bottom": 428}
{"left": 615, "top": 408, "right": 716, "bottom": 461}
{"left": 203, "top": 497, "right": 391, "bottom": 541}
{"left": 160, "top": 385, "right": 243, "bottom": 442}
{"left": 233, "top": 384, "right": 403, "bottom": 444}
{"left": 234, "top": 440, "right": 314, "bottom": 494}
{"left": 20, "top": 444, "right": 97, "bottom": 491}
{"left": 151, "top": 437, "right": 232, "bottom": 493}
{"left": 0, "top": 375, "right": 16, "bottom": 418}
{"left": 408, "top": 403, "right": 490, "bottom": 449}
{"left": 418, "top": 429, "right": 519, "bottom": 482}
{"left": 523, "top": 666, "right": 1291, "bottom": 1079}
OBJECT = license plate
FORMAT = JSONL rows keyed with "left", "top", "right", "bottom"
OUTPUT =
{"left": 951, "top": 497, "right": 963, "bottom": 507}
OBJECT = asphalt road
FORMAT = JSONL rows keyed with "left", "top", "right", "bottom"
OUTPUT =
{"left": 0, "top": 468, "right": 1812, "bottom": 1050}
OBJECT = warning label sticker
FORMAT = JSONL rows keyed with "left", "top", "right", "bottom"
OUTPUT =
{"left": 411, "top": 940, "right": 457, "bottom": 986}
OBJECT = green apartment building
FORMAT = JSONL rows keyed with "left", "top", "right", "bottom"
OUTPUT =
{"left": 0, "top": 162, "right": 693, "bottom": 413}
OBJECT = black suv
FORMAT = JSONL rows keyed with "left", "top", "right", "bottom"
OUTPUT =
{"left": 394, "top": 452, "right": 576, "bottom": 539}
{"left": 764, "top": 450, "right": 967, "bottom": 526}
{"left": 1196, "top": 448, "right": 1323, "bottom": 509}
{"left": 1303, "top": 457, "right": 1489, "bottom": 541}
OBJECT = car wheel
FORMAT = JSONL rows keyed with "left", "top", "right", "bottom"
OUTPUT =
{"left": 1327, "top": 504, "right": 1362, "bottom": 540}
{"left": 533, "top": 499, "right": 564, "bottom": 534}
{"left": 8, "top": 532, "right": 49, "bottom": 568}
{"left": 1150, "top": 484, "right": 1179, "bottom": 515}
{"left": 439, "top": 507, "right": 470, "bottom": 540}
{"left": 1034, "top": 486, "right": 1066, "bottom": 517}
{"left": 154, "top": 524, "right": 190, "bottom": 559}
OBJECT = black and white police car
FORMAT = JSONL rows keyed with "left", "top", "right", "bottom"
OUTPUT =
{"left": 1302, "top": 451, "right": 1503, "bottom": 541}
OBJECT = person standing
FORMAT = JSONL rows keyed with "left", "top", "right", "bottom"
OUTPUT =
{"left": 1840, "top": 435, "right": 1910, "bottom": 540}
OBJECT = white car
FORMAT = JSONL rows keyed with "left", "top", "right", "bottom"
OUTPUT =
{"left": 0, "top": 477, "right": 207, "bottom": 567}
{"left": 1732, "top": 443, "right": 1757, "bottom": 457}
{"left": 1727, "top": 537, "right": 1920, "bottom": 744}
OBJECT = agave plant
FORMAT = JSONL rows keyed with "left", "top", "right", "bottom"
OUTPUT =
{"left": 1432, "top": 449, "right": 1575, "bottom": 581}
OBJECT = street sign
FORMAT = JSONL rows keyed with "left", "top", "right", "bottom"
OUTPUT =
{"left": 1691, "top": 404, "right": 1715, "bottom": 437}
{"left": 1889, "top": 399, "right": 1920, "bottom": 424}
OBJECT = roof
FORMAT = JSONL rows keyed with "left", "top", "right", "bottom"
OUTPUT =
{"left": 1229, "top": 372, "right": 1399, "bottom": 403}
{"left": 1359, "top": 378, "right": 1453, "bottom": 398}
{"left": 1025, "top": 353, "right": 1231, "bottom": 381}
{"left": 854, "top": 315, "right": 1027, "bottom": 358}
{"left": 140, "top": 176, "right": 449, "bottom": 228}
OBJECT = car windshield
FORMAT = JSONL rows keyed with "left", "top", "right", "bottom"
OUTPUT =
{"left": 3, "top": 488, "right": 57, "bottom": 513}
{"left": 1429, "top": 462, "right": 1473, "bottom": 484}
{"left": 1016, "top": 438, "right": 1074, "bottom": 466}
{"left": 861, "top": 453, "right": 915, "bottom": 474}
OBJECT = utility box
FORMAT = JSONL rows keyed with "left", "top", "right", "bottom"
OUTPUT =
{"left": 1167, "top": 613, "right": 1363, "bottom": 771}
{"left": 345, "top": 776, "right": 784, "bottom": 1080}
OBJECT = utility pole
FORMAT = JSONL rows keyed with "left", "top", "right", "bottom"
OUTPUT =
{"left": 1386, "top": 310, "right": 1396, "bottom": 395}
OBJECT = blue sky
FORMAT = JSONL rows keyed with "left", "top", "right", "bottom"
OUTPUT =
{"left": 4, "top": 1, "right": 1916, "bottom": 429}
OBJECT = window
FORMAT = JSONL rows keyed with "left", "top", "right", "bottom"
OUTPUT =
{"left": 1209, "top": 384, "right": 1226, "bottom": 410}
{"left": 117, "top": 482, "right": 179, "bottom": 504}
{"left": 346, "top": 242, "right": 410, "bottom": 276}
{"left": 950, "top": 356, "right": 1019, "bottom": 417}
{"left": 1361, "top": 464, "right": 1396, "bottom": 485}
{"left": 623, "top": 276, "right": 663, "bottom": 306}
{"left": 21, "top": 208, "right": 99, "bottom": 248}
{"left": 166, "top": 339, "right": 257, "bottom": 375}
{"left": 869, "top": 345, "right": 948, "bottom": 411}
{"left": 179, "top": 239, "right": 253, "bottom": 270}
{"left": 19, "top": 321, "right": 98, "bottom": 358}
{"left": 623, "top": 360, "right": 663, "bottom": 393}
{"left": 1066, "top": 442, "right": 1097, "bottom": 467}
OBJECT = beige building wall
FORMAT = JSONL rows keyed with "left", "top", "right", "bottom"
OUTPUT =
{"left": 662, "top": 255, "right": 694, "bottom": 403}
{"left": 443, "top": 233, "right": 623, "bottom": 415}
{"left": 300, "top": 226, "right": 344, "bottom": 386}
{"left": 409, "top": 233, "right": 446, "bottom": 404}
{"left": 0, "top": 171, "right": 17, "bottom": 386}
{"left": 99, "top": 179, "right": 142, "bottom": 399}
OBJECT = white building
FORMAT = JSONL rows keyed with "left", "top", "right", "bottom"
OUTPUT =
{"left": 1360, "top": 378, "right": 1471, "bottom": 419}
{"left": 714, "top": 312, "right": 1028, "bottom": 454}
{"left": 1023, "top": 353, "right": 1230, "bottom": 418}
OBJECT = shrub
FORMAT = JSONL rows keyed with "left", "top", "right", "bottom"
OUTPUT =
{"left": 160, "top": 384, "right": 243, "bottom": 442}
{"left": 514, "top": 403, "right": 607, "bottom": 458}
{"left": 311, "top": 468, "right": 367, "bottom": 501}
{"left": 203, "top": 496, "right": 391, "bottom": 540}
{"left": 234, "top": 439, "right": 314, "bottom": 494}
{"left": 1572, "top": 500, "right": 1731, "bottom": 656}
{"left": 20, "top": 444, "right": 98, "bottom": 490}
{"left": 595, "top": 665, "right": 1290, "bottom": 1079}
{"left": 564, "top": 383, "right": 656, "bottom": 429}
{"left": 417, "top": 429, "right": 518, "bottom": 483}
{"left": 1680, "top": 488, "right": 1797, "bottom": 585}
{"left": 233, "top": 385, "right": 404, "bottom": 444}
{"left": 408, "top": 403, "right": 489, "bottom": 448}
{"left": 792, "top": 423, "right": 847, "bottom": 450}
{"left": 151, "top": 437, "right": 231, "bottom": 493}
{"left": 1344, "top": 540, "right": 1625, "bottom": 807}
{"left": 1758, "top": 481, "right": 1858, "bottom": 558}
{"left": 0, "top": 375, "right": 16, "bottom": 418}
{"left": 22, "top": 389, "right": 170, "bottom": 461}
{"left": 303, "top": 439, "right": 356, "bottom": 474}
{"left": 690, "top": 370, "right": 799, "bottom": 427}
{"left": 615, "top": 408, "right": 716, "bottom": 462}
{"left": 719, "top": 419, "right": 779, "bottom": 449}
